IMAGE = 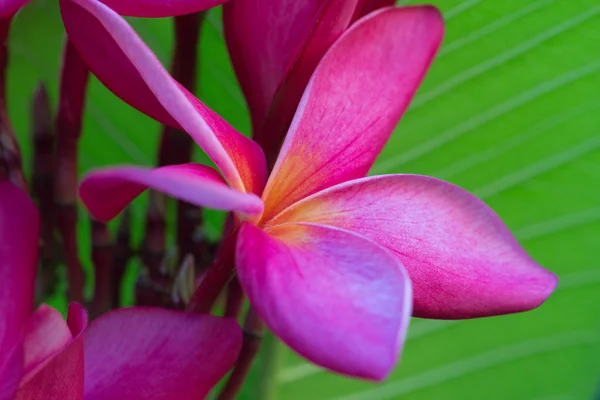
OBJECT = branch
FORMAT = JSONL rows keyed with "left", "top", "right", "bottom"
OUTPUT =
{"left": 111, "top": 208, "right": 132, "bottom": 308}
{"left": 31, "top": 84, "right": 59, "bottom": 301}
{"left": 54, "top": 39, "right": 90, "bottom": 303}
{"left": 90, "top": 219, "right": 114, "bottom": 319}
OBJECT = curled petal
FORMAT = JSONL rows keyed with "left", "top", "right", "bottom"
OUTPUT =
{"left": 14, "top": 304, "right": 87, "bottom": 400}
{"left": 99, "top": 0, "right": 225, "bottom": 18}
{"left": 21, "top": 306, "right": 72, "bottom": 381}
{"left": 0, "top": 182, "right": 39, "bottom": 371}
{"left": 224, "top": 0, "right": 357, "bottom": 136}
{"left": 261, "top": 6, "right": 444, "bottom": 221}
{"left": 270, "top": 175, "right": 558, "bottom": 318}
{"left": 60, "top": 0, "right": 266, "bottom": 194}
{"left": 79, "top": 163, "right": 264, "bottom": 222}
{"left": 84, "top": 307, "right": 242, "bottom": 400}
{"left": 351, "top": 0, "right": 396, "bottom": 21}
{"left": 236, "top": 222, "right": 411, "bottom": 380}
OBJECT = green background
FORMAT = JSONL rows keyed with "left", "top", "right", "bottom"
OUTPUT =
{"left": 8, "top": 0, "right": 600, "bottom": 398}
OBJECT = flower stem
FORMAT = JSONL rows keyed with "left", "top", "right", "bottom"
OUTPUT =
{"left": 187, "top": 231, "right": 236, "bottom": 313}
{"left": 216, "top": 307, "right": 264, "bottom": 400}
{"left": 257, "top": 332, "right": 282, "bottom": 400}
{"left": 55, "top": 38, "right": 90, "bottom": 303}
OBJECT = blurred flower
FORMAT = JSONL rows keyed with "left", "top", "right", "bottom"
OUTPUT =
{"left": 224, "top": 0, "right": 396, "bottom": 161}
{"left": 0, "top": 181, "right": 242, "bottom": 400}
{"left": 64, "top": 0, "right": 557, "bottom": 380}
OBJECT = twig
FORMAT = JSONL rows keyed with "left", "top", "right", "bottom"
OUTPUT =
{"left": 90, "top": 219, "right": 114, "bottom": 319}
{"left": 31, "top": 84, "right": 59, "bottom": 301}
{"left": 217, "top": 308, "right": 264, "bottom": 400}
{"left": 54, "top": 39, "right": 90, "bottom": 303}
{"left": 111, "top": 208, "right": 132, "bottom": 308}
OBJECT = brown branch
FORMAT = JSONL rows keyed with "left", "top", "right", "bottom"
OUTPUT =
{"left": 90, "top": 219, "right": 114, "bottom": 319}
{"left": 31, "top": 84, "right": 59, "bottom": 301}
{"left": 216, "top": 308, "right": 264, "bottom": 400}
{"left": 111, "top": 208, "right": 132, "bottom": 308}
{"left": 0, "top": 17, "right": 25, "bottom": 190}
{"left": 54, "top": 39, "right": 90, "bottom": 303}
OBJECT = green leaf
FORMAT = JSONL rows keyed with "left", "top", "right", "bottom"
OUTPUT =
{"left": 7, "top": 0, "right": 600, "bottom": 398}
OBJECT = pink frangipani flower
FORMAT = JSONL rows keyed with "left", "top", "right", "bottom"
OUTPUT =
{"left": 0, "top": 181, "right": 242, "bottom": 400}
{"left": 63, "top": 0, "right": 557, "bottom": 380}
{"left": 224, "top": 0, "right": 395, "bottom": 161}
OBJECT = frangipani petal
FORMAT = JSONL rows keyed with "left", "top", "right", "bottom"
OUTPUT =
{"left": 261, "top": 6, "right": 443, "bottom": 221}
{"left": 22, "top": 305, "right": 72, "bottom": 381}
{"left": 98, "top": 0, "right": 225, "bottom": 18}
{"left": 60, "top": 0, "right": 266, "bottom": 194}
{"left": 83, "top": 308, "right": 242, "bottom": 400}
{"left": 0, "top": 181, "right": 39, "bottom": 374}
{"left": 14, "top": 304, "right": 87, "bottom": 400}
{"left": 270, "top": 175, "right": 558, "bottom": 318}
{"left": 79, "top": 164, "right": 264, "bottom": 222}
{"left": 236, "top": 222, "right": 412, "bottom": 380}
{"left": 224, "top": 0, "right": 357, "bottom": 137}
{"left": 0, "top": 0, "right": 29, "bottom": 17}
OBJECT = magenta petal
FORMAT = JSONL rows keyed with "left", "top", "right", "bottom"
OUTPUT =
{"left": 98, "top": 0, "right": 225, "bottom": 17}
{"left": 0, "top": 0, "right": 29, "bottom": 17}
{"left": 236, "top": 222, "right": 411, "bottom": 380}
{"left": 0, "top": 182, "right": 39, "bottom": 371}
{"left": 0, "top": 343, "right": 23, "bottom": 400}
{"left": 271, "top": 175, "right": 558, "bottom": 318}
{"left": 14, "top": 304, "right": 87, "bottom": 400}
{"left": 224, "top": 0, "right": 357, "bottom": 134}
{"left": 79, "top": 163, "right": 263, "bottom": 222}
{"left": 83, "top": 307, "right": 242, "bottom": 400}
{"left": 61, "top": 0, "right": 266, "bottom": 194}
{"left": 261, "top": 6, "right": 444, "bottom": 221}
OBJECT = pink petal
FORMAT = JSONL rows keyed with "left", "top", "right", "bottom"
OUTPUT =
{"left": 351, "top": 0, "right": 396, "bottom": 21}
{"left": 0, "top": 0, "right": 28, "bottom": 17}
{"left": 98, "top": 0, "right": 225, "bottom": 17}
{"left": 224, "top": 0, "right": 357, "bottom": 135}
{"left": 236, "top": 222, "right": 412, "bottom": 380}
{"left": 83, "top": 307, "right": 242, "bottom": 400}
{"left": 60, "top": 0, "right": 266, "bottom": 194}
{"left": 270, "top": 175, "right": 558, "bottom": 319}
{"left": 14, "top": 304, "right": 87, "bottom": 400}
{"left": 261, "top": 6, "right": 443, "bottom": 221}
{"left": 79, "top": 163, "right": 264, "bottom": 222}
{"left": 0, "top": 182, "right": 39, "bottom": 370}
{"left": 21, "top": 305, "right": 73, "bottom": 381}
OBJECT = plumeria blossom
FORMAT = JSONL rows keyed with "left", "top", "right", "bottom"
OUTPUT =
{"left": 62, "top": 0, "right": 557, "bottom": 380}
{"left": 224, "top": 0, "right": 396, "bottom": 160}
{"left": 0, "top": 181, "right": 242, "bottom": 399}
